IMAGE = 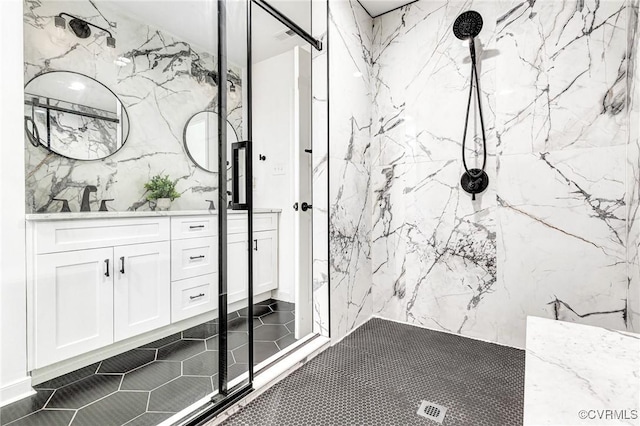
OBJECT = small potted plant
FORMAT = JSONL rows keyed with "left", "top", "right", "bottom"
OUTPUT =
{"left": 144, "top": 174, "right": 181, "bottom": 210}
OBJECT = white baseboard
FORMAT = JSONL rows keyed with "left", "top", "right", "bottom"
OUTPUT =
{"left": 0, "top": 377, "right": 34, "bottom": 407}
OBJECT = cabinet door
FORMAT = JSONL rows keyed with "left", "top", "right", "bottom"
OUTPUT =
{"left": 35, "top": 248, "right": 114, "bottom": 368}
{"left": 114, "top": 242, "right": 170, "bottom": 341}
{"left": 227, "top": 233, "right": 248, "bottom": 304}
{"left": 253, "top": 230, "right": 278, "bottom": 295}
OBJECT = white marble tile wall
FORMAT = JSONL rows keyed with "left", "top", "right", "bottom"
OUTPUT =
{"left": 628, "top": 0, "right": 640, "bottom": 333}
{"left": 24, "top": 0, "right": 243, "bottom": 213}
{"left": 327, "top": 0, "right": 374, "bottom": 341}
{"left": 312, "top": 0, "right": 330, "bottom": 337}
{"left": 368, "top": 0, "right": 636, "bottom": 348}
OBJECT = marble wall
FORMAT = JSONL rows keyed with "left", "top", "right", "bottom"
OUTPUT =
{"left": 628, "top": 0, "right": 640, "bottom": 333}
{"left": 327, "top": 0, "right": 374, "bottom": 341}
{"left": 368, "top": 0, "right": 637, "bottom": 347}
{"left": 312, "top": 0, "right": 330, "bottom": 337}
{"left": 24, "top": 0, "right": 242, "bottom": 213}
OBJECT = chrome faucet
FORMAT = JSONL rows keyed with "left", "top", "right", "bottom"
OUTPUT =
{"left": 80, "top": 185, "right": 97, "bottom": 212}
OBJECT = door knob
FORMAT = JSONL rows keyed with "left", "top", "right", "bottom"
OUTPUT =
{"left": 293, "top": 202, "right": 299, "bottom": 211}
{"left": 301, "top": 202, "right": 312, "bottom": 211}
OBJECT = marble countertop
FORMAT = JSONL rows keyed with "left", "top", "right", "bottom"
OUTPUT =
{"left": 524, "top": 316, "right": 640, "bottom": 425}
{"left": 26, "top": 208, "right": 282, "bottom": 221}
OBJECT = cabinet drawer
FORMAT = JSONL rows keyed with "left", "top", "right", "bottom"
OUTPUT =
{"left": 226, "top": 213, "right": 277, "bottom": 235}
{"left": 35, "top": 218, "right": 169, "bottom": 254}
{"left": 254, "top": 213, "right": 278, "bottom": 232}
{"left": 171, "top": 237, "right": 217, "bottom": 281}
{"left": 171, "top": 274, "right": 218, "bottom": 323}
{"left": 171, "top": 216, "right": 217, "bottom": 240}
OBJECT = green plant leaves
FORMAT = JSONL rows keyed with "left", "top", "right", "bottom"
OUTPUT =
{"left": 144, "top": 174, "right": 181, "bottom": 201}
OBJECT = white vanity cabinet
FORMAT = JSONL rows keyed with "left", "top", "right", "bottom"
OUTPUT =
{"left": 27, "top": 211, "right": 279, "bottom": 373}
{"left": 114, "top": 242, "right": 170, "bottom": 341}
{"left": 170, "top": 216, "right": 218, "bottom": 323}
{"left": 28, "top": 217, "right": 170, "bottom": 369}
{"left": 35, "top": 247, "right": 115, "bottom": 368}
{"left": 253, "top": 230, "right": 278, "bottom": 295}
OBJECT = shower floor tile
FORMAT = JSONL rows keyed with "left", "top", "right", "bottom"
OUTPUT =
{"left": 222, "top": 318, "right": 525, "bottom": 426}
{"left": 0, "top": 299, "right": 297, "bottom": 426}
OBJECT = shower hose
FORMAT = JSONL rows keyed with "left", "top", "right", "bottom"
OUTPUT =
{"left": 461, "top": 41, "right": 487, "bottom": 181}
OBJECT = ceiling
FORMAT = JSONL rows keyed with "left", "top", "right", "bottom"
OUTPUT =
{"left": 358, "top": 0, "right": 415, "bottom": 18}
{"left": 100, "top": 0, "right": 310, "bottom": 66}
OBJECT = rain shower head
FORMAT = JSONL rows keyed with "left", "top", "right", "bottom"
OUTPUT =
{"left": 453, "top": 10, "right": 483, "bottom": 40}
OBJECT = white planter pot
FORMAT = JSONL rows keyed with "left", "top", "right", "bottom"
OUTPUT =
{"left": 155, "top": 198, "right": 171, "bottom": 211}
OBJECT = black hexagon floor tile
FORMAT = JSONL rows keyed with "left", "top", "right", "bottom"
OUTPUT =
{"left": 233, "top": 341, "right": 279, "bottom": 365}
{"left": 46, "top": 374, "right": 122, "bottom": 409}
{"left": 148, "top": 376, "right": 212, "bottom": 413}
{"left": 98, "top": 349, "right": 156, "bottom": 374}
{"left": 4, "top": 409, "right": 75, "bottom": 426}
{"left": 269, "top": 300, "right": 294, "bottom": 311}
{"left": 275, "top": 333, "right": 297, "bottom": 351}
{"left": 227, "top": 317, "right": 250, "bottom": 332}
{"left": 183, "top": 351, "right": 218, "bottom": 376}
{"left": 138, "top": 333, "right": 181, "bottom": 350}
{"left": 120, "top": 361, "right": 181, "bottom": 391}
{"left": 254, "top": 324, "right": 290, "bottom": 341}
{"left": 260, "top": 311, "right": 294, "bottom": 325}
{"left": 157, "top": 339, "right": 206, "bottom": 362}
{"left": 33, "top": 363, "right": 99, "bottom": 390}
{"left": 71, "top": 391, "right": 147, "bottom": 426}
{"left": 9, "top": 300, "right": 298, "bottom": 426}
{"left": 182, "top": 323, "right": 219, "bottom": 340}
{"left": 0, "top": 389, "right": 53, "bottom": 425}
{"left": 237, "top": 305, "right": 272, "bottom": 317}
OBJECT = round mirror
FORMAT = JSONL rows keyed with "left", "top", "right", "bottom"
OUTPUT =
{"left": 183, "top": 111, "right": 239, "bottom": 172}
{"left": 24, "top": 71, "right": 130, "bottom": 161}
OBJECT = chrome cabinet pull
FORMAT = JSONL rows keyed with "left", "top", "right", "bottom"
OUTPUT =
{"left": 189, "top": 225, "right": 205, "bottom": 229}
{"left": 190, "top": 255, "right": 205, "bottom": 260}
{"left": 104, "top": 259, "right": 110, "bottom": 277}
{"left": 254, "top": 239, "right": 258, "bottom": 251}
{"left": 190, "top": 293, "right": 205, "bottom": 300}
{"left": 120, "top": 256, "right": 125, "bottom": 274}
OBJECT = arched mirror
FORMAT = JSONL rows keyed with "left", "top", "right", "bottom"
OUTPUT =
{"left": 183, "top": 110, "right": 239, "bottom": 172}
{"left": 24, "top": 71, "right": 130, "bottom": 161}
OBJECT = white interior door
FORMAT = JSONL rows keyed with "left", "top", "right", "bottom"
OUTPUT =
{"left": 293, "top": 46, "right": 312, "bottom": 339}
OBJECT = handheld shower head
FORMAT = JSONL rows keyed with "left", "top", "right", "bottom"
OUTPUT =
{"left": 453, "top": 10, "right": 483, "bottom": 40}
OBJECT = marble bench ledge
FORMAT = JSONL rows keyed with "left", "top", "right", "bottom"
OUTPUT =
{"left": 524, "top": 316, "right": 640, "bottom": 426}
{"left": 25, "top": 208, "right": 282, "bottom": 221}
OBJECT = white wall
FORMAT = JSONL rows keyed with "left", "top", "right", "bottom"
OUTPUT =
{"left": 0, "top": 0, "right": 31, "bottom": 405}
{"left": 253, "top": 49, "right": 296, "bottom": 302}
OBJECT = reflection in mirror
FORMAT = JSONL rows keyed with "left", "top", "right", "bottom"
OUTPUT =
{"left": 183, "top": 111, "right": 239, "bottom": 172}
{"left": 24, "top": 71, "right": 130, "bottom": 161}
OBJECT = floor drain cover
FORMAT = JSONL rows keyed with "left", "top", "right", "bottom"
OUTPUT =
{"left": 417, "top": 400, "right": 447, "bottom": 424}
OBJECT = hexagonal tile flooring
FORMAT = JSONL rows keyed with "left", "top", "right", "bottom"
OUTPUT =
{"left": 0, "top": 299, "right": 296, "bottom": 426}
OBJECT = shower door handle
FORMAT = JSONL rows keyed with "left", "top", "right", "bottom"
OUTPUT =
{"left": 231, "top": 141, "right": 250, "bottom": 210}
